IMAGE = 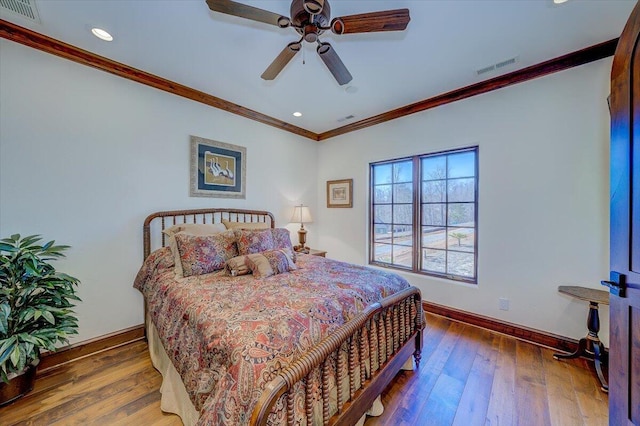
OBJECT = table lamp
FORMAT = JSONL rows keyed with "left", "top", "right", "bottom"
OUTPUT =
{"left": 290, "top": 204, "right": 313, "bottom": 253}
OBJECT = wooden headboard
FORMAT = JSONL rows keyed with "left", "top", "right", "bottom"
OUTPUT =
{"left": 143, "top": 208, "right": 275, "bottom": 259}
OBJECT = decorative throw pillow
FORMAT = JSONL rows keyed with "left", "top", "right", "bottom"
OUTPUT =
{"left": 245, "top": 248, "right": 297, "bottom": 279}
{"left": 271, "top": 228, "right": 296, "bottom": 262}
{"left": 234, "top": 229, "right": 275, "bottom": 255}
{"left": 163, "top": 223, "right": 228, "bottom": 277}
{"left": 225, "top": 255, "right": 251, "bottom": 277}
{"left": 221, "top": 219, "right": 270, "bottom": 230}
{"left": 174, "top": 230, "right": 238, "bottom": 277}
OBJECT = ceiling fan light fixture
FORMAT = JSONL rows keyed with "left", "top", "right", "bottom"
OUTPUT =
{"left": 303, "top": 25, "right": 318, "bottom": 42}
{"left": 303, "top": 0, "right": 324, "bottom": 15}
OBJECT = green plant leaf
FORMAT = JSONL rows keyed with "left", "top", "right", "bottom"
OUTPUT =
{"left": 0, "top": 243, "right": 17, "bottom": 253}
{"left": 0, "top": 303, "right": 9, "bottom": 335}
{"left": 41, "top": 310, "right": 55, "bottom": 325}
{"left": 9, "top": 344, "right": 20, "bottom": 368}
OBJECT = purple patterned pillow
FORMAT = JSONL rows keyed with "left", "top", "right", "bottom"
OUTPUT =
{"left": 272, "top": 228, "right": 295, "bottom": 254}
{"left": 234, "top": 229, "right": 275, "bottom": 255}
{"left": 174, "top": 230, "right": 238, "bottom": 277}
{"left": 246, "top": 248, "right": 297, "bottom": 279}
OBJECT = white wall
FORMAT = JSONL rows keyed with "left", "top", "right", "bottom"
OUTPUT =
{"left": 316, "top": 59, "right": 612, "bottom": 345}
{"left": 0, "top": 40, "right": 319, "bottom": 343}
{"left": 0, "top": 38, "right": 612, "bottom": 346}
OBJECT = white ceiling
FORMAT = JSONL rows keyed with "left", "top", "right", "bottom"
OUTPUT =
{"left": 1, "top": 0, "right": 636, "bottom": 134}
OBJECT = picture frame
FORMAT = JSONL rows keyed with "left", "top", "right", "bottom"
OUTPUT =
{"left": 190, "top": 135, "right": 246, "bottom": 198}
{"left": 326, "top": 178, "right": 353, "bottom": 208}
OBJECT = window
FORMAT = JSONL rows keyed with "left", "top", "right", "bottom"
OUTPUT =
{"left": 370, "top": 147, "right": 478, "bottom": 283}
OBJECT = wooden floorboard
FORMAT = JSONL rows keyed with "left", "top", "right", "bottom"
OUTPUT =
{"left": 0, "top": 313, "right": 608, "bottom": 425}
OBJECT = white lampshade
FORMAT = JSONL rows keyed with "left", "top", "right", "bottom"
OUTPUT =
{"left": 290, "top": 205, "right": 313, "bottom": 224}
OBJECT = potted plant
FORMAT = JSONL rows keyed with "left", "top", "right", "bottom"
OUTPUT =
{"left": 0, "top": 234, "right": 80, "bottom": 406}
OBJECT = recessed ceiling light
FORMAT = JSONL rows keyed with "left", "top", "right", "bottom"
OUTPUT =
{"left": 293, "top": 112, "right": 302, "bottom": 117}
{"left": 91, "top": 28, "right": 113, "bottom": 42}
{"left": 553, "top": 0, "right": 569, "bottom": 4}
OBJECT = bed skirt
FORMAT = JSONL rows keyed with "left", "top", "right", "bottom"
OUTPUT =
{"left": 147, "top": 316, "right": 411, "bottom": 425}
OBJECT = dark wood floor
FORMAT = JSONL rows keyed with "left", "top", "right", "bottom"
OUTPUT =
{"left": 0, "top": 313, "right": 608, "bottom": 425}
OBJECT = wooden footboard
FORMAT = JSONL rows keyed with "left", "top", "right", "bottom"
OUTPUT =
{"left": 251, "top": 286, "right": 424, "bottom": 425}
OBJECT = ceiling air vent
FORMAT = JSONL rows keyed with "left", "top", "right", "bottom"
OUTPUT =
{"left": 337, "top": 114, "right": 356, "bottom": 123}
{"left": 476, "top": 56, "right": 519, "bottom": 76}
{"left": 495, "top": 57, "right": 517, "bottom": 69}
{"left": 0, "top": 0, "right": 41, "bottom": 23}
{"left": 476, "top": 64, "right": 496, "bottom": 76}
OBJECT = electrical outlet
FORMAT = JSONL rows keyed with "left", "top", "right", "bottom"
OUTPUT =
{"left": 499, "top": 297, "right": 510, "bottom": 311}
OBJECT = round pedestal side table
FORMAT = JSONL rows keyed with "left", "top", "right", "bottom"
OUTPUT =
{"left": 554, "top": 285, "right": 609, "bottom": 392}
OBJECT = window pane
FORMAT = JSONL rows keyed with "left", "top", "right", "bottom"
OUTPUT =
{"left": 422, "top": 156, "right": 447, "bottom": 180}
{"left": 447, "top": 203, "right": 474, "bottom": 226}
{"left": 447, "top": 228, "right": 475, "bottom": 253}
{"left": 392, "top": 245, "right": 413, "bottom": 267}
{"left": 393, "top": 230, "right": 412, "bottom": 247}
{"left": 393, "top": 204, "right": 413, "bottom": 225}
{"left": 373, "top": 224, "right": 392, "bottom": 243}
{"left": 422, "top": 180, "right": 446, "bottom": 203}
{"left": 394, "top": 183, "right": 413, "bottom": 203}
{"left": 422, "top": 226, "right": 446, "bottom": 250}
{"left": 374, "top": 205, "right": 392, "bottom": 224}
{"left": 373, "top": 243, "right": 392, "bottom": 264}
{"left": 374, "top": 185, "right": 392, "bottom": 203}
{"left": 393, "top": 161, "right": 413, "bottom": 183}
{"left": 422, "top": 248, "right": 446, "bottom": 273}
{"left": 374, "top": 164, "right": 392, "bottom": 185}
{"left": 447, "top": 251, "right": 475, "bottom": 278}
{"left": 422, "top": 203, "right": 445, "bottom": 226}
{"left": 448, "top": 151, "right": 475, "bottom": 178}
{"left": 447, "top": 178, "right": 475, "bottom": 202}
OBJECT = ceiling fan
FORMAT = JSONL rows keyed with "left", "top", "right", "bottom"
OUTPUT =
{"left": 205, "top": 0, "right": 411, "bottom": 85}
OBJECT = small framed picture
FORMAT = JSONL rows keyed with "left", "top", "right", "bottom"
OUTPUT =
{"left": 190, "top": 135, "right": 246, "bottom": 198}
{"left": 327, "top": 179, "right": 353, "bottom": 208}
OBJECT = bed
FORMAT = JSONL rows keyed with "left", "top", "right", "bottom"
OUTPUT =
{"left": 134, "top": 208, "right": 424, "bottom": 425}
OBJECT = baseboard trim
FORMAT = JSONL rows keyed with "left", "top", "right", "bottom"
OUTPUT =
{"left": 36, "top": 305, "right": 578, "bottom": 372}
{"left": 422, "top": 301, "right": 579, "bottom": 353}
{"left": 38, "top": 324, "right": 145, "bottom": 372}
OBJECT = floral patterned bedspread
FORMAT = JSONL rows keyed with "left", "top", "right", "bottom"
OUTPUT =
{"left": 134, "top": 248, "right": 410, "bottom": 425}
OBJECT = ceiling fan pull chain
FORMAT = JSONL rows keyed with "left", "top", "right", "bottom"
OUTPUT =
{"left": 303, "top": 45, "right": 306, "bottom": 65}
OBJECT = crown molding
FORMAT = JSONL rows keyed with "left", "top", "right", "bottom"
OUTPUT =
{"left": 1, "top": 19, "right": 617, "bottom": 142}
{"left": 318, "top": 38, "right": 618, "bottom": 140}
{"left": 0, "top": 19, "right": 318, "bottom": 141}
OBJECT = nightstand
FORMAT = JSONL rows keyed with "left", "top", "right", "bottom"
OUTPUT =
{"left": 308, "top": 249, "right": 327, "bottom": 257}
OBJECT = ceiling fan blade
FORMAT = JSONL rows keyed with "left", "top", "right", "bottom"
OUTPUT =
{"left": 317, "top": 42, "right": 353, "bottom": 86}
{"left": 261, "top": 41, "right": 302, "bottom": 81}
{"left": 331, "top": 9, "right": 410, "bottom": 34}
{"left": 206, "top": 0, "right": 290, "bottom": 28}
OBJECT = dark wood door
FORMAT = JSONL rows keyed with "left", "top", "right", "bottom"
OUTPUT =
{"left": 608, "top": 2, "right": 640, "bottom": 425}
